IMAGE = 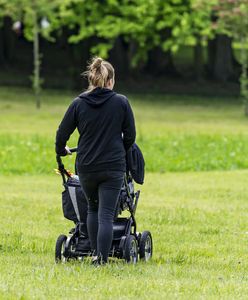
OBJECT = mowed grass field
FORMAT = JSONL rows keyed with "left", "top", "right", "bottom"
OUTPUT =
{"left": 0, "top": 87, "right": 248, "bottom": 299}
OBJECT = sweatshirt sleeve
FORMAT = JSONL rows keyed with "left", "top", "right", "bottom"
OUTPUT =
{"left": 122, "top": 99, "right": 136, "bottom": 151}
{"left": 55, "top": 101, "right": 78, "bottom": 156}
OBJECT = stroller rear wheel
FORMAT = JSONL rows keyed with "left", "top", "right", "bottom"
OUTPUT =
{"left": 55, "top": 234, "right": 67, "bottom": 263}
{"left": 139, "top": 231, "right": 153, "bottom": 261}
{"left": 124, "top": 235, "right": 138, "bottom": 264}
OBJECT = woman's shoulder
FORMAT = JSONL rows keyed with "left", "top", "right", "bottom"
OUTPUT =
{"left": 71, "top": 95, "right": 86, "bottom": 106}
{"left": 113, "top": 93, "right": 129, "bottom": 105}
{"left": 114, "top": 92, "right": 128, "bottom": 100}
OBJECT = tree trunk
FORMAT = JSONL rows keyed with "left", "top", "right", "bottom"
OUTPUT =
{"left": 146, "top": 47, "right": 179, "bottom": 77}
{"left": 207, "top": 35, "right": 234, "bottom": 82}
{"left": 193, "top": 37, "right": 204, "bottom": 80}
{"left": 245, "top": 104, "right": 248, "bottom": 116}
{"left": 3, "top": 16, "right": 16, "bottom": 63}
{"left": 0, "top": 27, "right": 5, "bottom": 65}
{"left": 207, "top": 38, "right": 215, "bottom": 76}
{"left": 109, "top": 37, "right": 130, "bottom": 78}
{"left": 70, "top": 40, "right": 91, "bottom": 90}
{"left": 33, "top": 13, "right": 41, "bottom": 109}
{"left": 240, "top": 39, "right": 248, "bottom": 116}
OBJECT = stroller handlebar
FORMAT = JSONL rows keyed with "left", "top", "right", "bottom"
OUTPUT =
{"left": 56, "top": 147, "right": 77, "bottom": 160}
{"left": 56, "top": 147, "right": 77, "bottom": 184}
{"left": 56, "top": 147, "right": 77, "bottom": 168}
{"left": 69, "top": 147, "right": 78, "bottom": 153}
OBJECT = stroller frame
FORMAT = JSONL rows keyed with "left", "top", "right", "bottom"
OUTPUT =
{"left": 55, "top": 147, "right": 152, "bottom": 264}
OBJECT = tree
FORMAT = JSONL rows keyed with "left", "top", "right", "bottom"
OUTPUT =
{"left": 213, "top": 0, "right": 248, "bottom": 115}
{"left": 57, "top": 0, "right": 214, "bottom": 73}
{"left": 1, "top": 0, "right": 246, "bottom": 93}
{"left": 0, "top": 0, "right": 61, "bottom": 108}
{"left": 21, "top": 0, "right": 62, "bottom": 108}
{"left": 163, "top": 0, "right": 215, "bottom": 79}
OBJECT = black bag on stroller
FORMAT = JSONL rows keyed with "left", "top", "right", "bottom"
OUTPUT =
{"left": 62, "top": 176, "right": 87, "bottom": 224}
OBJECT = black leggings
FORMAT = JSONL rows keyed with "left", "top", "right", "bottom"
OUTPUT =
{"left": 79, "top": 170, "right": 124, "bottom": 263}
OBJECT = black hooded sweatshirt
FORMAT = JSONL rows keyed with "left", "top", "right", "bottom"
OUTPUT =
{"left": 55, "top": 88, "right": 136, "bottom": 173}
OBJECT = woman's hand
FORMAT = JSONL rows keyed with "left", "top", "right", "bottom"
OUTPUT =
{"left": 65, "top": 145, "right": 72, "bottom": 155}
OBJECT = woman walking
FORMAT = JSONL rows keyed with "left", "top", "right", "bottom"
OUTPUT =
{"left": 55, "top": 57, "right": 136, "bottom": 265}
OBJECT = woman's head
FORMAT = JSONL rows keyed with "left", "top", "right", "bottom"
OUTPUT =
{"left": 84, "top": 57, "right": 115, "bottom": 91}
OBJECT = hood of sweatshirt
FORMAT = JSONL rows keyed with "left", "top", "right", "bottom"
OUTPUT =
{"left": 79, "top": 87, "right": 116, "bottom": 107}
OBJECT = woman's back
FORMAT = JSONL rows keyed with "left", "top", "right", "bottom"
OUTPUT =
{"left": 64, "top": 87, "right": 135, "bottom": 173}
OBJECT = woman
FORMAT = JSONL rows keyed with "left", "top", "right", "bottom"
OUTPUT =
{"left": 55, "top": 57, "right": 136, "bottom": 265}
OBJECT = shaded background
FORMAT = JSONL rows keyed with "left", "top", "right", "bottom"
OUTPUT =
{"left": 0, "top": 23, "right": 241, "bottom": 93}
{"left": 0, "top": 0, "right": 245, "bottom": 96}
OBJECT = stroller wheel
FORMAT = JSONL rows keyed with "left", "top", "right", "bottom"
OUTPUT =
{"left": 139, "top": 231, "right": 153, "bottom": 262}
{"left": 55, "top": 234, "right": 67, "bottom": 263}
{"left": 124, "top": 235, "right": 138, "bottom": 264}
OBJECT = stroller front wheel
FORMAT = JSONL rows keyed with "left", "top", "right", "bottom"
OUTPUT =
{"left": 139, "top": 231, "right": 153, "bottom": 262}
{"left": 55, "top": 234, "right": 67, "bottom": 263}
{"left": 124, "top": 235, "right": 138, "bottom": 264}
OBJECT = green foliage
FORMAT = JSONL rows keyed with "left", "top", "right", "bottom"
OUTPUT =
{"left": 0, "top": 0, "right": 19, "bottom": 22}
{"left": 213, "top": 0, "right": 248, "bottom": 39}
{"left": 55, "top": 0, "right": 216, "bottom": 63}
{"left": 0, "top": 0, "right": 61, "bottom": 41}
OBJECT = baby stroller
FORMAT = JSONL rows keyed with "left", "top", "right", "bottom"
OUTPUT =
{"left": 55, "top": 147, "right": 153, "bottom": 264}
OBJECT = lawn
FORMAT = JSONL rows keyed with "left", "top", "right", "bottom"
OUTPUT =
{"left": 0, "top": 87, "right": 247, "bottom": 299}
{"left": 1, "top": 87, "right": 248, "bottom": 175}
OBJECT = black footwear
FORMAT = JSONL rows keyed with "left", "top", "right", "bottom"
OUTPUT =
{"left": 91, "top": 256, "right": 106, "bottom": 266}
{"left": 75, "top": 236, "right": 91, "bottom": 252}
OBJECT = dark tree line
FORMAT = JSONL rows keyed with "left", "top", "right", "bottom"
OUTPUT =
{"left": 0, "top": 0, "right": 247, "bottom": 112}
{"left": 0, "top": 17, "right": 240, "bottom": 85}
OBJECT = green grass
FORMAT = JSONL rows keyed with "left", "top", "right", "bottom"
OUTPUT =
{"left": 0, "top": 172, "right": 247, "bottom": 299}
{"left": 0, "top": 87, "right": 248, "bottom": 174}
{"left": 0, "top": 86, "right": 248, "bottom": 299}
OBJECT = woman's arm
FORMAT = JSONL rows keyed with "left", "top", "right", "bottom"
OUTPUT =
{"left": 55, "top": 101, "right": 77, "bottom": 156}
{"left": 122, "top": 99, "right": 136, "bottom": 151}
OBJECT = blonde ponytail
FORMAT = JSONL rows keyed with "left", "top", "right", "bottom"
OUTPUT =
{"left": 83, "top": 57, "right": 115, "bottom": 92}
